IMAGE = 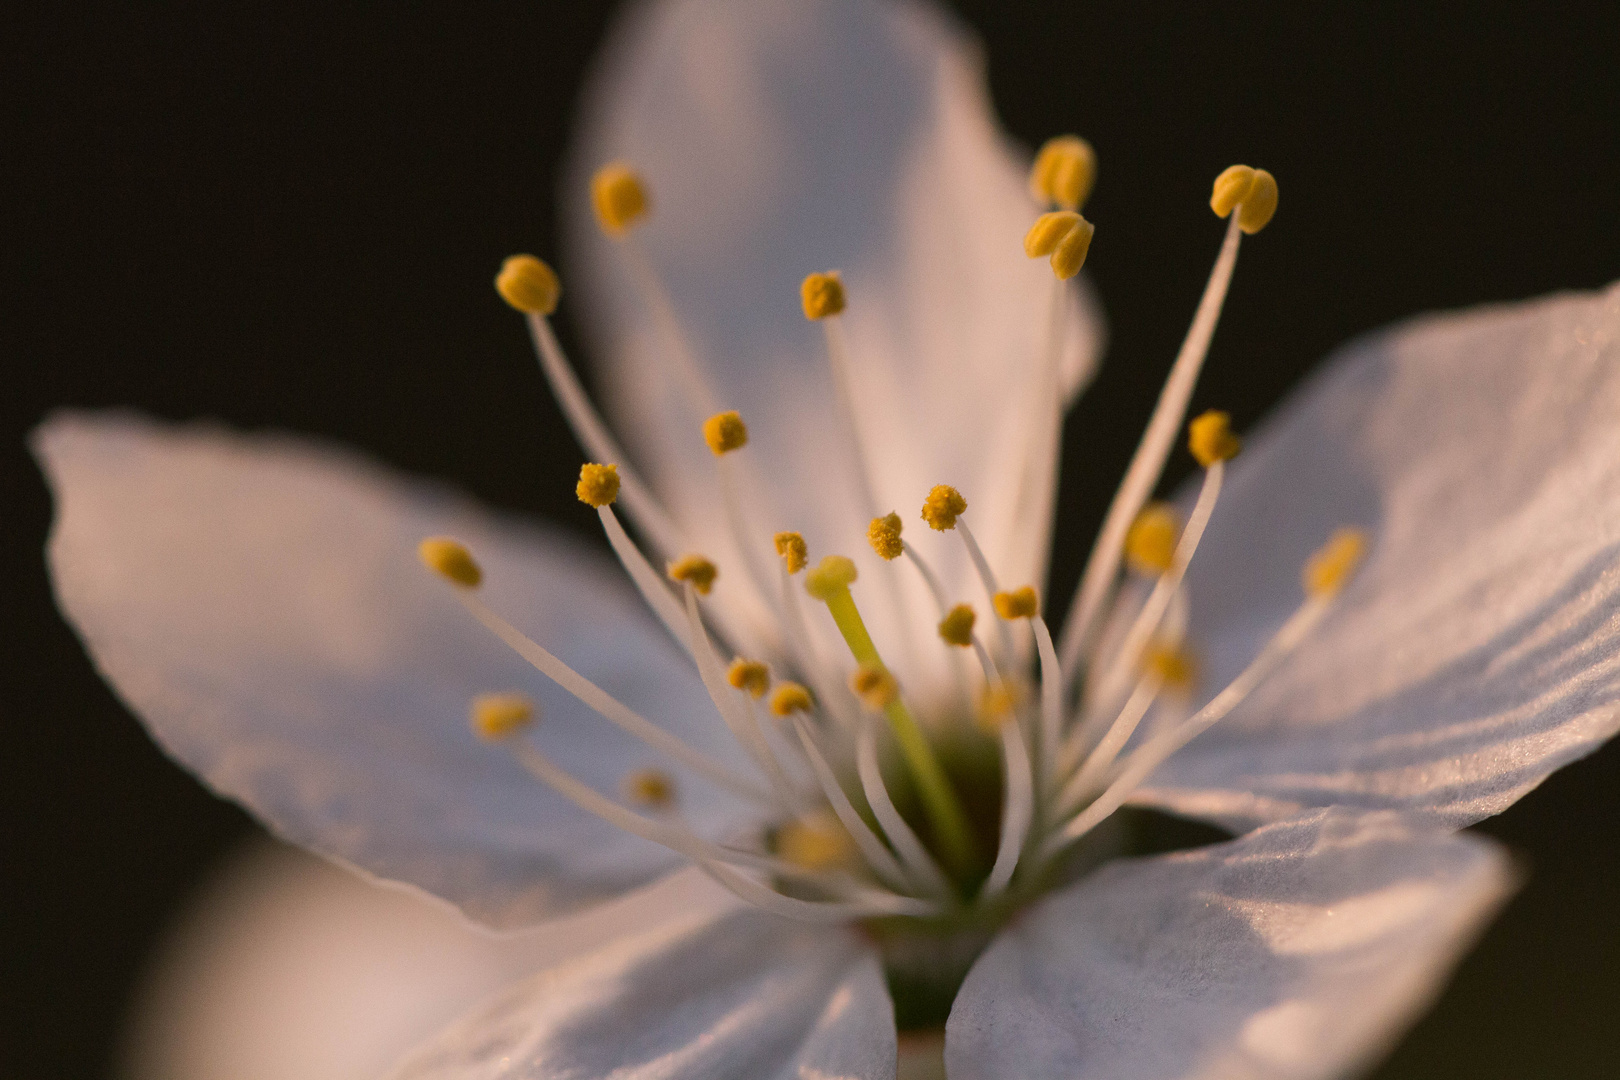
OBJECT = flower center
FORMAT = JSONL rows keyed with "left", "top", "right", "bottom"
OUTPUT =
{"left": 445, "top": 143, "right": 1358, "bottom": 1025}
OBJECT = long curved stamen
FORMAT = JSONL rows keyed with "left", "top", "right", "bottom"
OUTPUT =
{"left": 982, "top": 709, "right": 1034, "bottom": 898}
{"left": 1029, "top": 614, "right": 1066, "bottom": 788}
{"left": 451, "top": 591, "right": 771, "bottom": 805}
{"left": 1058, "top": 206, "right": 1248, "bottom": 691}
{"left": 1054, "top": 674, "right": 1162, "bottom": 817}
{"left": 956, "top": 517, "right": 1017, "bottom": 663}
{"left": 803, "top": 272, "right": 882, "bottom": 518}
{"left": 856, "top": 722, "right": 952, "bottom": 897}
{"left": 789, "top": 715, "right": 921, "bottom": 895}
{"left": 806, "top": 556, "right": 978, "bottom": 872}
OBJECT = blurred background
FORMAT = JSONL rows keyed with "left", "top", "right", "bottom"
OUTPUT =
{"left": 5, "top": 1, "right": 1620, "bottom": 1076}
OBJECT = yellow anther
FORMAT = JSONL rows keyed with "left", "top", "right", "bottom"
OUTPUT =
{"left": 937, "top": 604, "right": 976, "bottom": 647}
{"left": 868, "top": 512, "right": 904, "bottom": 561}
{"left": 1023, "top": 211, "right": 1094, "bottom": 280}
{"left": 1210, "top": 164, "right": 1257, "bottom": 218}
{"left": 667, "top": 554, "right": 718, "bottom": 595}
{"left": 921, "top": 484, "right": 967, "bottom": 531}
{"left": 850, "top": 663, "right": 898, "bottom": 710}
{"left": 1049, "top": 215, "right": 1095, "bottom": 280}
{"left": 1029, "top": 134, "right": 1097, "bottom": 210}
{"left": 993, "top": 586, "right": 1040, "bottom": 620}
{"left": 976, "top": 684, "right": 1023, "bottom": 734}
{"left": 769, "top": 681, "right": 814, "bottom": 717}
{"left": 1304, "top": 528, "right": 1369, "bottom": 599}
{"left": 774, "top": 531, "right": 808, "bottom": 575}
{"left": 1125, "top": 503, "right": 1181, "bottom": 575}
{"left": 1237, "top": 169, "right": 1278, "bottom": 234}
{"left": 701, "top": 410, "right": 749, "bottom": 455}
{"left": 1143, "top": 643, "right": 1199, "bottom": 691}
{"left": 624, "top": 768, "right": 676, "bottom": 809}
{"left": 804, "top": 554, "right": 858, "bottom": 600}
{"left": 1188, "top": 409, "right": 1242, "bottom": 467}
{"left": 1024, "top": 211, "right": 1082, "bottom": 257}
{"left": 727, "top": 658, "right": 771, "bottom": 699}
{"left": 591, "top": 162, "right": 650, "bottom": 235}
{"left": 469, "top": 692, "right": 535, "bottom": 740}
{"left": 800, "top": 271, "right": 846, "bottom": 320}
{"left": 494, "top": 254, "right": 561, "bottom": 315}
{"left": 418, "top": 537, "right": 482, "bottom": 588}
{"left": 776, "top": 810, "right": 855, "bottom": 872}
{"left": 575, "top": 462, "right": 620, "bottom": 507}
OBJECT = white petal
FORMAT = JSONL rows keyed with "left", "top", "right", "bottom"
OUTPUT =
{"left": 1138, "top": 281, "right": 1620, "bottom": 830}
{"left": 946, "top": 809, "right": 1513, "bottom": 1080}
{"left": 126, "top": 843, "right": 729, "bottom": 1080}
{"left": 35, "top": 412, "right": 758, "bottom": 929}
{"left": 564, "top": 0, "right": 1102, "bottom": 692}
{"left": 386, "top": 904, "right": 895, "bottom": 1080}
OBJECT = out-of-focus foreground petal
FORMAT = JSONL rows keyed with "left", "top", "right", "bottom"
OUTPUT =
{"left": 946, "top": 809, "right": 1513, "bottom": 1080}
{"left": 565, "top": 0, "right": 1102, "bottom": 687}
{"left": 385, "top": 903, "right": 895, "bottom": 1080}
{"left": 123, "top": 842, "right": 728, "bottom": 1080}
{"left": 35, "top": 412, "right": 757, "bottom": 929}
{"left": 1139, "top": 281, "right": 1620, "bottom": 830}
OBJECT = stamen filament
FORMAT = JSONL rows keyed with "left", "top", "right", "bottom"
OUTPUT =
{"left": 597, "top": 504, "right": 695, "bottom": 653}
{"left": 777, "top": 564, "right": 860, "bottom": 730}
{"left": 1048, "top": 592, "right": 1331, "bottom": 854}
{"left": 1004, "top": 274, "right": 1068, "bottom": 585}
{"left": 819, "top": 316, "right": 883, "bottom": 518}
{"left": 821, "top": 584, "right": 978, "bottom": 873}
{"left": 527, "top": 314, "right": 683, "bottom": 557}
{"left": 453, "top": 592, "right": 771, "bottom": 805}
{"left": 1030, "top": 614, "right": 1065, "bottom": 788}
{"left": 617, "top": 236, "right": 723, "bottom": 419}
{"left": 1054, "top": 674, "right": 1162, "bottom": 817}
{"left": 716, "top": 453, "right": 783, "bottom": 619}
{"left": 903, "top": 541, "right": 974, "bottom": 707}
{"left": 1058, "top": 212, "right": 1245, "bottom": 691}
{"left": 856, "top": 723, "right": 953, "bottom": 897}
{"left": 789, "top": 715, "right": 921, "bottom": 895}
{"left": 956, "top": 518, "right": 1016, "bottom": 663}
{"left": 982, "top": 714, "right": 1034, "bottom": 898}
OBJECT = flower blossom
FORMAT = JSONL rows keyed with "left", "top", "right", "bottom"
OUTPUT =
{"left": 34, "top": 0, "right": 1620, "bottom": 1077}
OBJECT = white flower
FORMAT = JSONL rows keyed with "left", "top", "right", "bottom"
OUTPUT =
{"left": 34, "top": 0, "right": 1620, "bottom": 1077}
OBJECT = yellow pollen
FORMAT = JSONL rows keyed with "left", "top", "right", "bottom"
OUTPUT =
{"left": 769, "top": 681, "right": 814, "bottom": 717}
{"left": 591, "top": 162, "right": 650, "bottom": 235}
{"left": 776, "top": 810, "right": 855, "bottom": 871}
{"left": 867, "top": 512, "right": 905, "bottom": 560}
{"left": 1210, "top": 164, "right": 1257, "bottom": 218}
{"left": 1188, "top": 409, "right": 1242, "bottom": 467}
{"left": 800, "top": 271, "right": 846, "bottom": 320}
{"left": 1125, "top": 503, "right": 1181, "bottom": 575}
{"left": 667, "top": 554, "right": 718, "bottom": 595}
{"left": 1049, "top": 215, "right": 1095, "bottom": 280}
{"left": 418, "top": 537, "right": 482, "bottom": 588}
{"left": 774, "top": 531, "right": 808, "bottom": 575}
{"left": 850, "top": 663, "right": 898, "bottom": 710}
{"left": 1029, "top": 134, "right": 1097, "bottom": 210}
{"left": 494, "top": 254, "right": 561, "bottom": 315}
{"left": 624, "top": 768, "right": 676, "bottom": 809}
{"left": 804, "top": 554, "right": 858, "bottom": 600}
{"left": 727, "top": 658, "right": 771, "bottom": 699}
{"left": 702, "top": 410, "right": 749, "bottom": 455}
{"left": 575, "top": 462, "right": 620, "bottom": 507}
{"left": 1238, "top": 170, "right": 1279, "bottom": 234}
{"left": 938, "top": 604, "right": 976, "bottom": 647}
{"left": 469, "top": 692, "right": 535, "bottom": 740}
{"left": 993, "top": 586, "right": 1040, "bottom": 620}
{"left": 976, "top": 684, "right": 1022, "bottom": 734}
{"left": 1304, "top": 527, "right": 1369, "bottom": 598}
{"left": 921, "top": 484, "right": 967, "bottom": 531}
{"left": 1143, "top": 643, "right": 1199, "bottom": 691}
{"left": 1024, "top": 211, "right": 1082, "bottom": 257}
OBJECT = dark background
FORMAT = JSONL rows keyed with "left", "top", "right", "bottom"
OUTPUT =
{"left": 5, "top": 1, "right": 1619, "bottom": 1076}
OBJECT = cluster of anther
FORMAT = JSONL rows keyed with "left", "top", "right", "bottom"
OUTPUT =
{"left": 420, "top": 136, "right": 1358, "bottom": 923}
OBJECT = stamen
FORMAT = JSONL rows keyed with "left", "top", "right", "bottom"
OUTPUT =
{"left": 1124, "top": 503, "right": 1180, "bottom": 575}
{"left": 849, "top": 663, "right": 898, "bottom": 710}
{"left": 596, "top": 504, "right": 699, "bottom": 653}
{"left": 728, "top": 658, "right": 771, "bottom": 699}
{"left": 776, "top": 810, "right": 856, "bottom": 872}
{"left": 856, "top": 723, "right": 953, "bottom": 896}
{"left": 446, "top": 589, "right": 770, "bottom": 804}
{"left": 1023, "top": 211, "right": 1081, "bottom": 256}
{"left": 992, "top": 586, "right": 1039, "bottom": 620}
{"left": 1305, "top": 528, "right": 1369, "bottom": 598}
{"left": 775, "top": 531, "right": 808, "bottom": 575}
{"left": 867, "top": 512, "right": 905, "bottom": 561}
{"left": 470, "top": 692, "right": 536, "bottom": 740}
{"left": 590, "top": 162, "right": 650, "bottom": 236}
{"left": 575, "top": 462, "right": 621, "bottom": 507}
{"left": 624, "top": 768, "right": 676, "bottom": 809}
{"left": 702, "top": 410, "right": 749, "bottom": 455}
{"left": 667, "top": 554, "right": 718, "bottom": 595}
{"left": 806, "top": 555, "right": 979, "bottom": 873}
{"left": 1144, "top": 642, "right": 1198, "bottom": 691}
{"left": 981, "top": 701, "right": 1035, "bottom": 898}
{"left": 1057, "top": 168, "right": 1265, "bottom": 688}
{"left": 1029, "top": 614, "right": 1066, "bottom": 787}
{"left": 1054, "top": 675, "right": 1161, "bottom": 817}
{"left": 1211, "top": 165, "right": 1280, "bottom": 234}
{"left": 1029, "top": 134, "right": 1097, "bottom": 210}
{"left": 800, "top": 271, "right": 847, "bottom": 320}
{"left": 938, "top": 604, "right": 976, "bottom": 647}
{"left": 1187, "top": 409, "right": 1241, "bottom": 467}
{"left": 775, "top": 560, "right": 857, "bottom": 730}
{"left": 770, "top": 682, "right": 814, "bottom": 717}
{"left": 789, "top": 714, "right": 918, "bottom": 894}
{"left": 803, "top": 272, "right": 881, "bottom": 517}
{"left": 418, "top": 537, "right": 481, "bottom": 589}
{"left": 920, "top": 484, "right": 967, "bottom": 530}
{"left": 494, "top": 254, "right": 560, "bottom": 316}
